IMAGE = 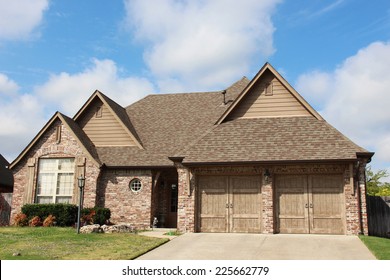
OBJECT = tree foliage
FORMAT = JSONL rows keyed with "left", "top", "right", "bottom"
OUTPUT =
{"left": 366, "top": 165, "right": 390, "bottom": 196}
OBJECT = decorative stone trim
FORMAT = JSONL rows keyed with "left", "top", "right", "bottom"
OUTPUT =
{"left": 273, "top": 164, "right": 347, "bottom": 174}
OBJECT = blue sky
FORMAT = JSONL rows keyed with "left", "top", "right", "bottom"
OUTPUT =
{"left": 1, "top": 0, "right": 390, "bottom": 178}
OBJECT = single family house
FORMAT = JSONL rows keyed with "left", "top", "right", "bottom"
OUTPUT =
{"left": 9, "top": 63, "right": 374, "bottom": 234}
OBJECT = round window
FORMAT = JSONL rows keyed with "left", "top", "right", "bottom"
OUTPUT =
{"left": 129, "top": 179, "right": 142, "bottom": 192}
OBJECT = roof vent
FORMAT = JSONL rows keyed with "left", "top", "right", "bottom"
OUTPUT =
{"left": 221, "top": 90, "right": 233, "bottom": 105}
{"left": 221, "top": 90, "right": 227, "bottom": 105}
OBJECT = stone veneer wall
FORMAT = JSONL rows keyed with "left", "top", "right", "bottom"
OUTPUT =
{"left": 10, "top": 120, "right": 100, "bottom": 222}
{"left": 96, "top": 169, "right": 153, "bottom": 230}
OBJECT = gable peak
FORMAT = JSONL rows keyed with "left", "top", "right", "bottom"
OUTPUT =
{"left": 215, "top": 63, "right": 323, "bottom": 124}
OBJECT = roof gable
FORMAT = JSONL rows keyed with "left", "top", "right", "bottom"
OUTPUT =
{"left": 216, "top": 63, "right": 323, "bottom": 124}
{"left": 10, "top": 112, "right": 101, "bottom": 169}
{"left": 74, "top": 90, "right": 143, "bottom": 149}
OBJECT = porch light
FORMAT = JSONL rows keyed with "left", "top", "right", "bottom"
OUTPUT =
{"left": 264, "top": 169, "right": 271, "bottom": 183}
{"left": 76, "top": 175, "right": 85, "bottom": 234}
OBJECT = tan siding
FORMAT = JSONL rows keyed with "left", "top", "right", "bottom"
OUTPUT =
{"left": 228, "top": 71, "right": 311, "bottom": 120}
{"left": 78, "top": 99, "right": 136, "bottom": 146}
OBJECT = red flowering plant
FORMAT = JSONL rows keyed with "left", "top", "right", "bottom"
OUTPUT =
{"left": 29, "top": 216, "right": 42, "bottom": 227}
{"left": 13, "top": 213, "right": 28, "bottom": 227}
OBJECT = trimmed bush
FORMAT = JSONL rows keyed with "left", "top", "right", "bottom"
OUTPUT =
{"left": 81, "top": 207, "right": 111, "bottom": 225}
{"left": 22, "top": 204, "right": 78, "bottom": 227}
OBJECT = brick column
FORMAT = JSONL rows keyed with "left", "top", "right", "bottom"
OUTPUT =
{"left": 262, "top": 169, "right": 274, "bottom": 233}
{"left": 175, "top": 162, "right": 195, "bottom": 233}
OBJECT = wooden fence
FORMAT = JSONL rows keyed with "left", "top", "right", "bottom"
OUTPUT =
{"left": 367, "top": 196, "right": 390, "bottom": 238}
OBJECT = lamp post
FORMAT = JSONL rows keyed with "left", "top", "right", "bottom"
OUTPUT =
{"left": 76, "top": 175, "right": 85, "bottom": 234}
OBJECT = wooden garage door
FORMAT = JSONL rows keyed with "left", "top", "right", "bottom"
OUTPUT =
{"left": 198, "top": 175, "right": 261, "bottom": 233}
{"left": 275, "top": 174, "right": 344, "bottom": 234}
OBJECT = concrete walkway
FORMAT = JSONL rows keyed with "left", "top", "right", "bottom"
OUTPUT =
{"left": 137, "top": 228, "right": 178, "bottom": 240}
{"left": 137, "top": 233, "right": 376, "bottom": 260}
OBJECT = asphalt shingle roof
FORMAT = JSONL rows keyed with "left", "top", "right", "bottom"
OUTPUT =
{"left": 180, "top": 117, "right": 368, "bottom": 164}
{"left": 97, "top": 77, "right": 249, "bottom": 167}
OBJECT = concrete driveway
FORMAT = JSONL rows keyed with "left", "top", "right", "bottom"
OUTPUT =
{"left": 137, "top": 233, "right": 376, "bottom": 260}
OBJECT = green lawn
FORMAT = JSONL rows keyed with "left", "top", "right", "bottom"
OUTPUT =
{"left": 359, "top": 235, "right": 390, "bottom": 260}
{"left": 0, "top": 227, "right": 168, "bottom": 260}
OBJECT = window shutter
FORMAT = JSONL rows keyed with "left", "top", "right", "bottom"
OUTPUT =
{"left": 73, "top": 157, "right": 86, "bottom": 204}
{"left": 24, "top": 158, "right": 36, "bottom": 204}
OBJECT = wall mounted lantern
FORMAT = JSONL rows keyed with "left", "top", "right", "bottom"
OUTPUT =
{"left": 264, "top": 169, "right": 271, "bottom": 183}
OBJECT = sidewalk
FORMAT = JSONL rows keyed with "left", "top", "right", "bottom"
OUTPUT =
{"left": 137, "top": 228, "right": 178, "bottom": 240}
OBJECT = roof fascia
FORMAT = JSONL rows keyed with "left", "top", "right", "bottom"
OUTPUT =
{"left": 215, "top": 62, "right": 323, "bottom": 125}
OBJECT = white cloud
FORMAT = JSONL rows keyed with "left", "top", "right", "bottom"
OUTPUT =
{"left": 296, "top": 41, "right": 390, "bottom": 174}
{"left": 35, "top": 58, "right": 155, "bottom": 115}
{"left": 124, "top": 0, "right": 281, "bottom": 92}
{"left": 0, "top": 0, "right": 49, "bottom": 41}
{"left": 0, "top": 75, "right": 46, "bottom": 162}
{"left": 295, "top": 71, "right": 332, "bottom": 106}
{"left": 0, "top": 59, "right": 155, "bottom": 162}
{"left": 0, "top": 73, "right": 20, "bottom": 96}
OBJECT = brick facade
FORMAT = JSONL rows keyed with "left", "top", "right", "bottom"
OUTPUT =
{"left": 10, "top": 118, "right": 368, "bottom": 235}
{"left": 97, "top": 169, "right": 153, "bottom": 229}
{"left": 10, "top": 120, "right": 101, "bottom": 223}
{"left": 10, "top": 118, "right": 156, "bottom": 230}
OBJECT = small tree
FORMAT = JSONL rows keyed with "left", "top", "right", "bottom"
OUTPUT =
{"left": 366, "top": 165, "right": 390, "bottom": 196}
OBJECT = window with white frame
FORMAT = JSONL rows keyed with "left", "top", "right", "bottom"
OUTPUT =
{"left": 36, "top": 158, "right": 75, "bottom": 204}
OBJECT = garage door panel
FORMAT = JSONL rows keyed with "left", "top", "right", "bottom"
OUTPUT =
{"left": 198, "top": 175, "right": 261, "bottom": 233}
{"left": 200, "top": 217, "right": 226, "bottom": 233}
{"left": 232, "top": 193, "right": 259, "bottom": 214}
{"left": 310, "top": 175, "right": 344, "bottom": 234}
{"left": 311, "top": 218, "right": 344, "bottom": 234}
{"left": 230, "top": 176, "right": 261, "bottom": 233}
{"left": 231, "top": 218, "right": 260, "bottom": 233}
{"left": 276, "top": 175, "right": 309, "bottom": 234}
{"left": 276, "top": 174, "right": 345, "bottom": 234}
{"left": 279, "top": 218, "right": 308, "bottom": 234}
{"left": 199, "top": 176, "right": 228, "bottom": 232}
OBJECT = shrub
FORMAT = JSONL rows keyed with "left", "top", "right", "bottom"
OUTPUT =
{"left": 22, "top": 204, "right": 78, "bottom": 226}
{"left": 29, "top": 216, "right": 42, "bottom": 227}
{"left": 13, "top": 213, "right": 28, "bottom": 227}
{"left": 81, "top": 207, "right": 111, "bottom": 225}
{"left": 81, "top": 210, "right": 96, "bottom": 225}
{"left": 43, "top": 215, "right": 56, "bottom": 227}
